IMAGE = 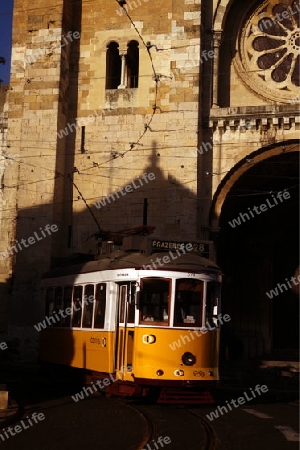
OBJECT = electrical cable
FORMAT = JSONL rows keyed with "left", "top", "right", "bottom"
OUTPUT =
{"left": 1, "top": 0, "right": 299, "bottom": 232}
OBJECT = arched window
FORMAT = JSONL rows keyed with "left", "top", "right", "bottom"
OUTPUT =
{"left": 105, "top": 40, "right": 139, "bottom": 89}
{"left": 106, "top": 41, "right": 121, "bottom": 89}
{"left": 126, "top": 40, "right": 139, "bottom": 88}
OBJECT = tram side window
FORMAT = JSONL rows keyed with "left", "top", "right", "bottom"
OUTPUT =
{"left": 119, "top": 285, "right": 127, "bottom": 323}
{"left": 72, "top": 286, "right": 83, "bottom": 327}
{"left": 128, "top": 283, "right": 135, "bottom": 323}
{"left": 206, "top": 281, "right": 220, "bottom": 326}
{"left": 45, "top": 288, "right": 54, "bottom": 319}
{"left": 62, "top": 286, "right": 72, "bottom": 327}
{"left": 139, "top": 278, "right": 171, "bottom": 325}
{"left": 82, "top": 284, "right": 95, "bottom": 328}
{"left": 174, "top": 279, "right": 203, "bottom": 327}
{"left": 94, "top": 284, "right": 106, "bottom": 329}
{"left": 53, "top": 287, "right": 63, "bottom": 327}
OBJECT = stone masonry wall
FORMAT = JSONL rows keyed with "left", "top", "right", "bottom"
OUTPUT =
{"left": 67, "top": 0, "right": 202, "bottom": 253}
{"left": 1, "top": 0, "right": 67, "bottom": 359}
{"left": 1, "top": 0, "right": 204, "bottom": 359}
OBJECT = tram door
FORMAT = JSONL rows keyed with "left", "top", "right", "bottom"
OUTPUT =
{"left": 115, "top": 283, "right": 135, "bottom": 380}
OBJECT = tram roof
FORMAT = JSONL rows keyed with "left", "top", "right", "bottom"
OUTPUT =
{"left": 42, "top": 250, "right": 221, "bottom": 279}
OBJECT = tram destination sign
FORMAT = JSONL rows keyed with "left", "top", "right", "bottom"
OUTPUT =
{"left": 151, "top": 239, "right": 212, "bottom": 259}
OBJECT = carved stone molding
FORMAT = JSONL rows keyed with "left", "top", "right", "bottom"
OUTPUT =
{"left": 209, "top": 113, "right": 299, "bottom": 132}
{"left": 213, "top": 30, "right": 223, "bottom": 48}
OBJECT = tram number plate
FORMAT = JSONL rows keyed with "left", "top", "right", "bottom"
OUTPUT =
{"left": 193, "top": 370, "right": 205, "bottom": 377}
{"left": 191, "top": 243, "right": 207, "bottom": 252}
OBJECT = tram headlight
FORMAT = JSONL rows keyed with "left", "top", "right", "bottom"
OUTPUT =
{"left": 156, "top": 370, "right": 164, "bottom": 376}
{"left": 182, "top": 352, "right": 196, "bottom": 366}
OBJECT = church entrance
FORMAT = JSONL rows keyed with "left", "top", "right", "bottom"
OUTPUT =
{"left": 215, "top": 148, "right": 299, "bottom": 360}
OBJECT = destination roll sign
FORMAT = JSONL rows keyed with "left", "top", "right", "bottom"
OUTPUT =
{"left": 151, "top": 239, "right": 211, "bottom": 259}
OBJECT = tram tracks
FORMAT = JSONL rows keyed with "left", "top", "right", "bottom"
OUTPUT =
{"left": 114, "top": 398, "right": 156, "bottom": 450}
{"left": 186, "top": 408, "right": 216, "bottom": 450}
{"left": 116, "top": 398, "right": 216, "bottom": 450}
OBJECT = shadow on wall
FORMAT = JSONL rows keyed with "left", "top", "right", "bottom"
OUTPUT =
{"left": 1, "top": 138, "right": 201, "bottom": 363}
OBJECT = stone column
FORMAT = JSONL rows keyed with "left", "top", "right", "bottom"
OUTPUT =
{"left": 212, "top": 30, "right": 222, "bottom": 108}
{"left": 118, "top": 52, "right": 127, "bottom": 89}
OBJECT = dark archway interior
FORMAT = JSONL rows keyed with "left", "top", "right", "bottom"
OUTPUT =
{"left": 217, "top": 150, "right": 299, "bottom": 360}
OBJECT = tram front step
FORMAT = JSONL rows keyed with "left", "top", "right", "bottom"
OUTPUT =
{"left": 157, "top": 388, "right": 215, "bottom": 404}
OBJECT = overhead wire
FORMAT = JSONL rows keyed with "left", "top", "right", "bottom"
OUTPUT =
{"left": 0, "top": 0, "right": 161, "bottom": 229}
{"left": 1, "top": 142, "right": 298, "bottom": 193}
{"left": 66, "top": 1, "right": 160, "bottom": 230}
{"left": 0, "top": 1, "right": 299, "bottom": 226}
{"left": 67, "top": 1, "right": 160, "bottom": 182}
{"left": 1, "top": 181, "right": 298, "bottom": 221}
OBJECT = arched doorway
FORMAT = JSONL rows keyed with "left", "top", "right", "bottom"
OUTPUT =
{"left": 213, "top": 146, "right": 299, "bottom": 360}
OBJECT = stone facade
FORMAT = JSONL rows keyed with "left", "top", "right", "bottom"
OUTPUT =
{"left": 0, "top": 85, "right": 8, "bottom": 219}
{"left": 0, "top": 85, "right": 9, "bottom": 339}
{"left": 0, "top": 0, "right": 299, "bottom": 360}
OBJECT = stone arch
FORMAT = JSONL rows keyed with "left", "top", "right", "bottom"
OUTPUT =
{"left": 211, "top": 0, "right": 260, "bottom": 107}
{"left": 101, "top": 36, "right": 141, "bottom": 52}
{"left": 213, "top": 0, "right": 236, "bottom": 31}
{"left": 210, "top": 140, "right": 299, "bottom": 227}
{"left": 210, "top": 141, "right": 299, "bottom": 358}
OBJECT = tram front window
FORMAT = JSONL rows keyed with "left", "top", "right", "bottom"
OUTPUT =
{"left": 174, "top": 279, "right": 203, "bottom": 327}
{"left": 139, "top": 278, "right": 171, "bottom": 326}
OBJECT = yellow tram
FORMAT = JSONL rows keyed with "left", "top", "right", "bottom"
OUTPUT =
{"left": 39, "top": 238, "right": 222, "bottom": 400}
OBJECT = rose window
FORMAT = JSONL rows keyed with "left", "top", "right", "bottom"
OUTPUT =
{"left": 236, "top": 0, "right": 300, "bottom": 103}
